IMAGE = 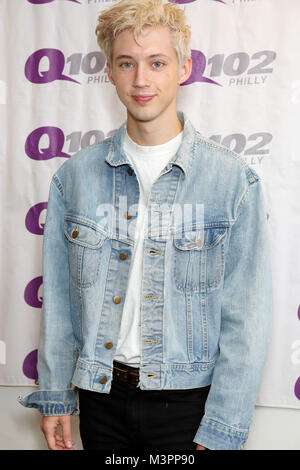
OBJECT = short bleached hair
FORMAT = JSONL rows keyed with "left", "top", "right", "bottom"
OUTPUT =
{"left": 95, "top": 0, "right": 191, "bottom": 69}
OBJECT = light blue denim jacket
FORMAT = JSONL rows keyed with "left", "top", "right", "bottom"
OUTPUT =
{"left": 18, "top": 111, "right": 273, "bottom": 450}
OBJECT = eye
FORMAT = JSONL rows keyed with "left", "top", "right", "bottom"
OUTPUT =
{"left": 120, "top": 62, "right": 133, "bottom": 69}
{"left": 152, "top": 61, "right": 164, "bottom": 69}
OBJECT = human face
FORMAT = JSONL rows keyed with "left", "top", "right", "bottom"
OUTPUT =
{"left": 106, "top": 26, "right": 192, "bottom": 127}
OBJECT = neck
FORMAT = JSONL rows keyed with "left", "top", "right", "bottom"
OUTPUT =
{"left": 126, "top": 110, "right": 183, "bottom": 146}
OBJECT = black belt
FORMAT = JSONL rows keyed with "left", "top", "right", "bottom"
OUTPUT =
{"left": 113, "top": 360, "right": 140, "bottom": 386}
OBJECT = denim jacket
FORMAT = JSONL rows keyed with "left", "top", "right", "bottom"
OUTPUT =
{"left": 18, "top": 111, "right": 273, "bottom": 450}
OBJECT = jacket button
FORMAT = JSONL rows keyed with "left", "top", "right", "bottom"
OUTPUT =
{"left": 72, "top": 229, "right": 78, "bottom": 238}
{"left": 120, "top": 252, "right": 127, "bottom": 260}
{"left": 127, "top": 168, "right": 133, "bottom": 175}
{"left": 100, "top": 376, "right": 107, "bottom": 384}
{"left": 105, "top": 342, "right": 113, "bottom": 349}
{"left": 125, "top": 211, "right": 132, "bottom": 219}
{"left": 113, "top": 296, "right": 121, "bottom": 304}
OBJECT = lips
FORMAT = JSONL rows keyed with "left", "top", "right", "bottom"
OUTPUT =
{"left": 132, "top": 95, "right": 155, "bottom": 103}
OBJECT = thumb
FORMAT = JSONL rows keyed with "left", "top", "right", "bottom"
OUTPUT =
{"left": 59, "top": 415, "right": 73, "bottom": 449}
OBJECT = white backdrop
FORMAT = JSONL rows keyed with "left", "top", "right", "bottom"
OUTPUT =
{"left": 0, "top": 0, "right": 300, "bottom": 410}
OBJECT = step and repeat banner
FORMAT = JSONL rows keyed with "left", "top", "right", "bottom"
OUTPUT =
{"left": 0, "top": 0, "right": 299, "bottom": 409}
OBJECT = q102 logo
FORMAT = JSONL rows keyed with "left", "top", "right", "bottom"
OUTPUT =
{"left": 24, "top": 49, "right": 109, "bottom": 85}
{"left": 24, "top": 48, "right": 276, "bottom": 87}
{"left": 27, "top": 0, "right": 81, "bottom": 4}
{"left": 25, "top": 127, "right": 117, "bottom": 160}
{"left": 185, "top": 50, "right": 276, "bottom": 87}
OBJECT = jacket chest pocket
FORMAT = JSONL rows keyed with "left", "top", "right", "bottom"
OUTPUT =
{"left": 173, "top": 226, "right": 227, "bottom": 293}
{"left": 64, "top": 218, "right": 107, "bottom": 288}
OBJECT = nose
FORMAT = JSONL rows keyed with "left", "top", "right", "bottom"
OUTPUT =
{"left": 133, "top": 64, "right": 149, "bottom": 88}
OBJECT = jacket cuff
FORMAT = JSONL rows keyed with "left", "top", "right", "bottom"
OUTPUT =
{"left": 17, "top": 389, "right": 79, "bottom": 416}
{"left": 193, "top": 417, "right": 248, "bottom": 450}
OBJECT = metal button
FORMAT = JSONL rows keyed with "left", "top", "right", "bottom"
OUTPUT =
{"left": 72, "top": 229, "right": 79, "bottom": 238}
{"left": 100, "top": 375, "right": 107, "bottom": 384}
{"left": 105, "top": 342, "right": 113, "bottom": 349}
{"left": 196, "top": 236, "right": 203, "bottom": 247}
{"left": 187, "top": 236, "right": 203, "bottom": 249}
{"left": 125, "top": 211, "right": 132, "bottom": 219}
{"left": 120, "top": 252, "right": 127, "bottom": 260}
{"left": 113, "top": 296, "right": 121, "bottom": 304}
{"left": 127, "top": 168, "right": 133, "bottom": 176}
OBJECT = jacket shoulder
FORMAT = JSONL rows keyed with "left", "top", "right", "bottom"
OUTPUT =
{"left": 194, "top": 131, "right": 260, "bottom": 186}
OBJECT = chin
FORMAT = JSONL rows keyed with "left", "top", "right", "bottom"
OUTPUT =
{"left": 128, "top": 108, "right": 159, "bottom": 123}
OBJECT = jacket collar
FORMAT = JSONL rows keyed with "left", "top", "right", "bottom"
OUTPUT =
{"left": 105, "top": 111, "right": 196, "bottom": 178}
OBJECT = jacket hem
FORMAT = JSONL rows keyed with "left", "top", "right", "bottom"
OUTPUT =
{"left": 17, "top": 389, "right": 79, "bottom": 416}
{"left": 193, "top": 416, "right": 248, "bottom": 450}
{"left": 70, "top": 358, "right": 216, "bottom": 393}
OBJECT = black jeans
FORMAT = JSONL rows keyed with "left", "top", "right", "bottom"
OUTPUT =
{"left": 78, "top": 376, "right": 210, "bottom": 450}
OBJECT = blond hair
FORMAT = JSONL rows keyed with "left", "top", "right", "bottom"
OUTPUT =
{"left": 95, "top": 0, "right": 191, "bottom": 69}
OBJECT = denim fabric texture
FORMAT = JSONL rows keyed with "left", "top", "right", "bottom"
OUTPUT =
{"left": 18, "top": 111, "right": 273, "bottom": 450}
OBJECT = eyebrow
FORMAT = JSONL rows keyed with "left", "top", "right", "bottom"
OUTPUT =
{"left": 115, "top": 53, "right": 170, "bottom": 61}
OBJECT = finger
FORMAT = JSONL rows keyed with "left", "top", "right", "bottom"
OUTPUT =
{"left": 55, "top": 434, "right": 75, "bottom": 449}
{"left": 55, "top": 440, "right": 66, "bottom": 448}
{"left": 44, "top": 430, "right": 65, "bottom": 450}
{"left": 60, "top": 416, "right": 74, "bottom": 449}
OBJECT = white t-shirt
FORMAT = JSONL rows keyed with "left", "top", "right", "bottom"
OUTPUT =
{"left": 114, "top": 128, "right": 183, "bottom": 367}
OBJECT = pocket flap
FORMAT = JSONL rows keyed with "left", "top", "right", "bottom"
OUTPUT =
{"left": 174, "top": 227, "right": 227, "bottom": 251}
{"left": 64, "top": 218, "right": 106, "bottom": 249}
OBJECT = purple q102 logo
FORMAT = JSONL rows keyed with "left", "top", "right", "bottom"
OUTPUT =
{"left": 22, "top": 349, "right": 38, "bottom": 381}
{"left": 25, "top": 202, "right": 48, "bottom": 235}
{"left": 24, "top": 277, "right": 43, "bottom": 309}
{"left": 25, "top": 127, "right": 70, "bottom": 160}
{"left": 182, "top": 50, "right": 221, "bottom": 86}
{"left": 181, "top": 49, "right": 276, "bottom": 86}
{"left": 25, "top": 127, "right": 113, "bottom": 160}
{"left": 25, "top": 49, "right": 106, "bottom": 84}
{"left": 27, "top": 0, "right": 81, "bottom": 4}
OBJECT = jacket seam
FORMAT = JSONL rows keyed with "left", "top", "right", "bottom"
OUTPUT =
{"left": 235, "top": 178, "right": 260, "bottom": 222}
{"left": 52, "top": 173, "right": 64, "bottom": 200}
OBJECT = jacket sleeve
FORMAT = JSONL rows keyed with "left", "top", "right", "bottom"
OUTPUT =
{"left": 17, "top": 172, "right": 79, "bottom": 416}
{"left": 194, "top": 177, "right": 273, "bottom": 450}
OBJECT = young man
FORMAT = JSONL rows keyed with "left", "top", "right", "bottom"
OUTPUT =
{"left": 19, "top": 0, "right": 273, "bottom": 450}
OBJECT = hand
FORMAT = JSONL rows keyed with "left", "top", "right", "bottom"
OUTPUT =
{"left": 40, "top": 415, "right": 75, "bottom": 450}
{"left": 196, "top": 444, "right": 206, "bottom": 450}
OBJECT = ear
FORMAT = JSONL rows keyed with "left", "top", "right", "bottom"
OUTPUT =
{"left": 178, "top": 57, "right": 192, "bottom": 85}
{"left": 106, "top": 62, "right": 115, "bottom": 85}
